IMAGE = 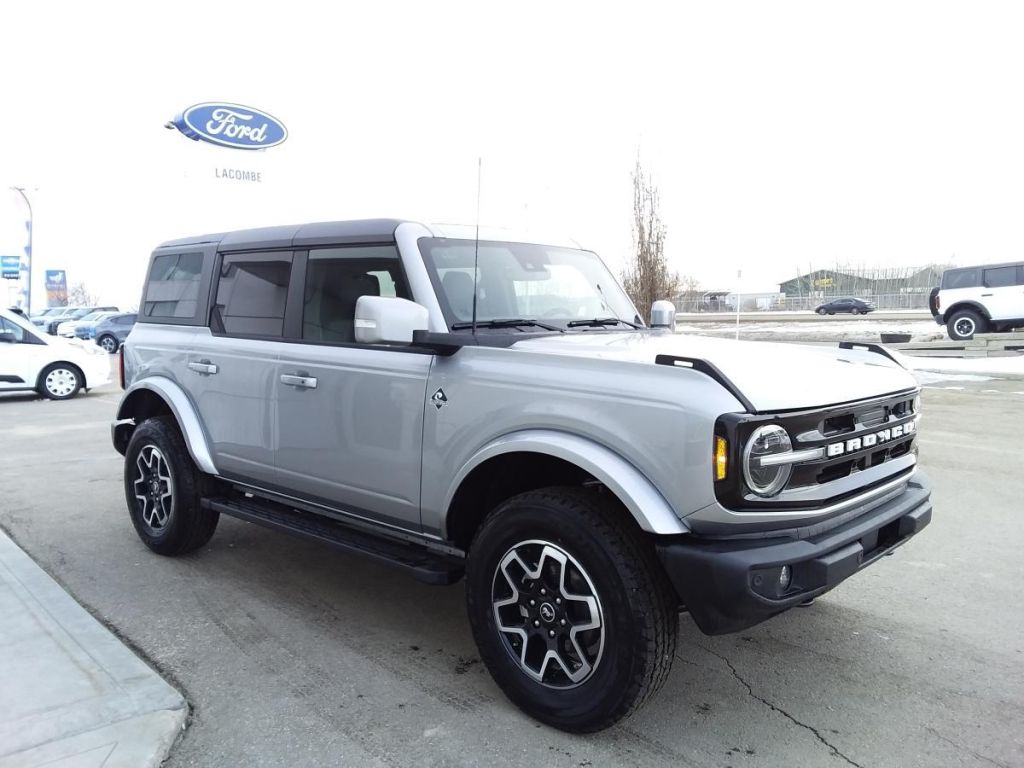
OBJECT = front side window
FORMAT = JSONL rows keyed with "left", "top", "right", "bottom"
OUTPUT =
{"left": 302, "top": 246, "right": 409, "bottom": 343}
{"left": 143, "top": 252, "right": 204, "bottom": 319}
{"left": 212, "top": 253, "right": 293, "bottom": 337}
{"left": 0, "top": 316, "right": 26, "bottom": 343}
{"left": 983, "top": 266, "right": 1018, "bottom": 288}
{"left": 418, "top": 238, "right": 639, "bottom": 329}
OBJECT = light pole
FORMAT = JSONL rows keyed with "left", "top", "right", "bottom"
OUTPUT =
{"left": 9, "top": 187, "right": 33, "bottom": 313}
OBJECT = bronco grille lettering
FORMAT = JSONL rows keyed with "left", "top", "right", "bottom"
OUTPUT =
{"left": 826, "top": 420, "right": 915, "bottom": 458}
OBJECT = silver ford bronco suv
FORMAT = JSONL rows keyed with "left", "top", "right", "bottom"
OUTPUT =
{"left": 113, "top": 219, "right": 932, "bottom": 731}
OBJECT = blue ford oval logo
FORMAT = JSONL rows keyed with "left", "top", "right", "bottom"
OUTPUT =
{"left": 166, "top": 103, "right": 287, "bottom": 150}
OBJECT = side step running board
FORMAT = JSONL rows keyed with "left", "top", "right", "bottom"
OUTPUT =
{"left": 202, "top": 495, "right": 464, "bottom": 585}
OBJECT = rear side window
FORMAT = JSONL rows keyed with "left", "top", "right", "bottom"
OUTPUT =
{"left": 983, "top": 266, "right": 1019, "bottom": 288}
{"left": 117, "top": 314, "right": 137, "bottom": 325}
{"left": 142, "top": 253, "right": 204, "bottom": 320}
{"left": 301, "top": 246, "right": 409, "bottom": 343}
{"left": 212, "top": 252, "right": 293, "bottom": 337}
{"left": 942, "top": 268, "right": 980, "bottom": 290}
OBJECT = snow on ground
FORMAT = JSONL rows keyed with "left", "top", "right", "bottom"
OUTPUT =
{"left": 677, "top": 319, "right": 942, "bottom": 342}
{"left": 906, "top": 355, "right": 1024, "bottom": 378}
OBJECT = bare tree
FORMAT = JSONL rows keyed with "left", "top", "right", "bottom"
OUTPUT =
{"left": 621, "top": 157, "right": 679, "bottom": 322}
{"left": 66, "top": 281, "right": 100, "bottom": 306}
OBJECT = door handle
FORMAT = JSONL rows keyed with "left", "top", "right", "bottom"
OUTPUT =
{"left": 981, "top": 293, "right": 993, "bottom": 297}
{"left": 280, "top": 373, "right": 318, "bottom": 389}
{"left": 188, "top": 360, "right": 218, "bottom": 375}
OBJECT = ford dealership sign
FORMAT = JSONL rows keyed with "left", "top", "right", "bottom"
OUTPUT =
{"left": 166, "top": 103, "right": 287, "bottom": 150}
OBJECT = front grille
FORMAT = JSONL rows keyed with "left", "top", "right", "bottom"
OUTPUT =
{"left": 714, "top": 389, "right": 920, "bottom": 511}
{"left": 783, "top": 392, "right": 918, "bottom": 490}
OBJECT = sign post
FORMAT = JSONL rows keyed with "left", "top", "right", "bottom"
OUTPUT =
{"left": 735, "top": 269, "right": 742, "bottom": 340}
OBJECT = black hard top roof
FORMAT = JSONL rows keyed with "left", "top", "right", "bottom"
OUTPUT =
{"left": 156, "top": 218, "right": 410, "bottom": 252}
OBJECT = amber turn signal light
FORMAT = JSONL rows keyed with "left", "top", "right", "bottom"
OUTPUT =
{"left": 714, "top": 436, "right": 728, "bottom": 481}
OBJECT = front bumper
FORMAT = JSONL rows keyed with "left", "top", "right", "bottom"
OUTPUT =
{"left": 656, "top": 473, "right": 932, "bottom": 635}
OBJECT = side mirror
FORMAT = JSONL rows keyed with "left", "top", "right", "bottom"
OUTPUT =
{"left": 354, "top": 296, "right": 429, "bottom": 344}
{"left": 650, "top": 300, "right": 677, "bottom": 331}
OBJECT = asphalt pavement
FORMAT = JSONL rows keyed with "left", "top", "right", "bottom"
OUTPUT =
{"left": 0, "top": 371, "right": 1021, "bottom": 767}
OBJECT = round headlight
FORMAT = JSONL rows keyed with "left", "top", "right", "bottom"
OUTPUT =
{"left": 743, "top": 424, "right": 793, "bottom": 497}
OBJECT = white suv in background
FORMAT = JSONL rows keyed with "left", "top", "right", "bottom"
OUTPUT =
{"left": 0, "top": 308, "right": 111, "bottom": 399}
{"left": 933, "top": 261, "right": 1024, "bottom": 340}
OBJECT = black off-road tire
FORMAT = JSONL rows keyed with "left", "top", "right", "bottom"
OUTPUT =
{"left": 465, "top": 487, "right": 678, "bottom": 732}
{"left": 947, "top": 308, "right": 986, "bottom": 341}
{"left": 124, "top": 416, "right": 219, "bottom": 555}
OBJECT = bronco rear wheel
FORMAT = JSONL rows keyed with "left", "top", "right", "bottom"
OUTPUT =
{"left": 947, "top": 308, "right": 986, "bottom": 340}
{"left": 465, "top": 487, "right": 678, "bottom": 732}
{"left": 124, "top": 417, "right": 219, "bottom": 555}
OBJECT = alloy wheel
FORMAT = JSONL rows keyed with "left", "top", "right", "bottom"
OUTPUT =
{"left": 44, "top": 368, "right": 78, "bottom": 398}
{"left": 133, "top": 445, "right": 174, "bottom": 530}
{"left": 955, "top": 317, "right": 976, "bottom": 338}
{"left": 100, "top": 336, "right": 118, "bottom": 353}
{"left": 491, "top": 540, "right": 604, "bottom": 689}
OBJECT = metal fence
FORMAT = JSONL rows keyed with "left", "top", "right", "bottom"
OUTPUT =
{"left": 672, "top": 292, "right": 932, "bottom": 313}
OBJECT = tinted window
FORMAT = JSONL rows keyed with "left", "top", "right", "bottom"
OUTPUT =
{"left": 942, "top": 268, "right": 980, "bottom": 290}
{"left": 116, "top": 314, "right": 137, "bottom": 325}
{"left": 143, "top": 253, "right": 204, "bottom": 319}
{"left": 983, "top": 266, "right": 1018, "bottom": 288}
{"left": 0, "top": 317, "right": 25, "bottom": 342}
{"left": 302, "top": 246, "right": 409, "bottom": 343}
{"left": 213, "top": 253, "right": 293, "bottom": 337}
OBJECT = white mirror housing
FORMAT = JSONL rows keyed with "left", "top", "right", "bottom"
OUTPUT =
{"left": 650, "top": 300, "right": 677, "bottom": 331}
{"left": 354, "top": 296, "right": 429, "bottom": 344}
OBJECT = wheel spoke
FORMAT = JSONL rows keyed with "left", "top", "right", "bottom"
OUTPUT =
{"left": 491, "top": 539, "right": 605, "bottom": 689}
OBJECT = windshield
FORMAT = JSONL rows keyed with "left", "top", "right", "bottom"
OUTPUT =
{"left": 418, "top": 238, "right": 640, "bottom": 330}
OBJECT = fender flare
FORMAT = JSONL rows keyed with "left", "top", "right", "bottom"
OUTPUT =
{"left": 943, "top": 301, "right": 991, "bottom": 323}
{"left": 443, "top": 429, "right": 689, "bottom": 535}
{"left": 115, "top": 377, "right": 218, "bottom": 475}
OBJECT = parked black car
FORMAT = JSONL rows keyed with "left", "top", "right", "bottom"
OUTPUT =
{"left": 91, "top": 312, "right": 137, "bottom": 353}
{"left": 815, "top": 297, "right": 876, "bottom": 315}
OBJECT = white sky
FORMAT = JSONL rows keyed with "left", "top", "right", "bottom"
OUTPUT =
{"left": 3, "top": 1, "right": 1024, "bottom": 309}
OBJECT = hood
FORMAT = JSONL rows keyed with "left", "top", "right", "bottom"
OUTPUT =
{"left": 513, "top": 331, "right": 918, "bottom": 412}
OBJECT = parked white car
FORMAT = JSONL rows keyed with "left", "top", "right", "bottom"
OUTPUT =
{"left": 0, "top": 308, "right": 111, "bottom": 399}
{"left": 56, "top": 310, "right": 118, "bottom": 338}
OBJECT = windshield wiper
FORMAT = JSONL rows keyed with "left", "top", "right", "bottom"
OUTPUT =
{"left": 450, "top": 318, "right": 564, "bottom": 332}
{"left": 565, "top": 317, "right": 642, "bottom": 329}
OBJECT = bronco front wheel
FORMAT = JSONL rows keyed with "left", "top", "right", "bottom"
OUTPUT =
{"left": 465, "top": 487, "right": 678, "bottom": 732}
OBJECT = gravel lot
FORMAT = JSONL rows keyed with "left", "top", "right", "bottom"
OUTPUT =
{"left": 1, "top": 371, "right": 1021, "bottom": 768}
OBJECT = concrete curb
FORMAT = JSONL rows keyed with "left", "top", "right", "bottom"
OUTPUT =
{"left": 0, "top": 530, "right": 186, "bottom": 768}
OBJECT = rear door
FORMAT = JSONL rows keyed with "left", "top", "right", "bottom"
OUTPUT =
{"left": 187, "top": 251, "right": 297, "bottom": 481}
{"left": 980, "top": 264, "right": 1024, "bottom": 321}
{"left": 273, "top": 245, "right": 432, "bottom": 530}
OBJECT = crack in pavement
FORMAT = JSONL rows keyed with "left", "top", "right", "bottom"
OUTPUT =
{"left": 699, "top": 645, "right": 865, "bottom": 768}
{"left": 925, "top": 727, "right": 1011, "bottom": 768}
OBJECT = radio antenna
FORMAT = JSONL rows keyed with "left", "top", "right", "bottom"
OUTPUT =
{"left": 471, "top": 157, "right": 482, "bottom": 336}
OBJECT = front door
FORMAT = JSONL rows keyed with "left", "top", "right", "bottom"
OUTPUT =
{"left": 274, "top": 246, "right": 431, "bottom": 531}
